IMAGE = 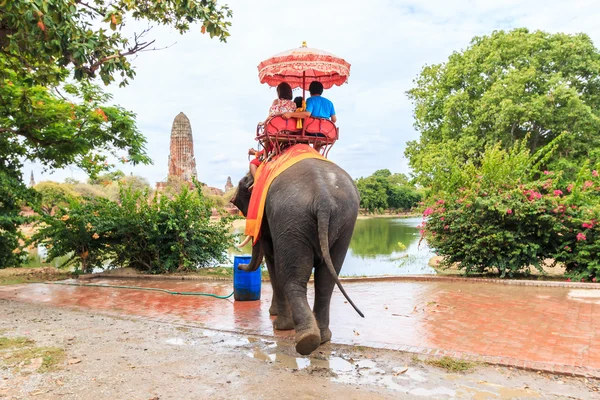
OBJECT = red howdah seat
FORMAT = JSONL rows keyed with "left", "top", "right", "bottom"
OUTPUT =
{"left": 256, "top": 116, "right": 338, "bottom": 156}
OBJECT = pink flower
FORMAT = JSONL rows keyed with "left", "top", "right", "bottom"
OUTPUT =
{"left": 444, "top": 225, "right": 450, "bottom": 230}
{"left": 593, "top": 277, "right": 597, "bottom": 283}
{"left": 553, "top": 190, "right": 563, "bottom": 197}
{"left": 567, "top": 278, "right": 571, "bottom": 282}
{"left": 577, "top": 232, "right": 587, "bottom": 241}
{"left": 567, "top": 184, "right": 574, "bottom": 193}
{"left": 593, "top": 170, "right": 599, "bottom": 177}
{"left": 543, "top": 170, "right": 551, "bottom": 175}
{"left": 506, "top": 209, "right": 513, "bottom": 215}
{"left": 440, "top": 217, "right": 445, "bottom": 221}
{"left": 436, "top": 199, "right": 445, "bottom": 205}
{"left": 423, "top": 207, "right": 434, "bottom": 217}
{"left": 419, "top": 229, "right": 425, "bottom": 235}
{"left": 582, "top": 222, "right": 594, "bottom": 229}
{"left": 584, "top": 180, "right": 594, "bottom": 189}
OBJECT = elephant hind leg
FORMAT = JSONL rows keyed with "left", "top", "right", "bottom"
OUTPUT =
{"left": 313, "top": 233, "right": 353, "bottom": 345}
{"left": 313, "top": 261, "right": 335, "bottom": 344}
{"left": 278, "top": 250, "right": 321, "bottom": 355}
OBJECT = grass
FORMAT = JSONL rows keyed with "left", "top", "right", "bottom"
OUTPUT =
{"left": 424, "top": 356, "right": 478, "bottom": 373}
{"left": 0, "top": 273, "right": 73, "bottom": 286}
{"left": 0, "top": 336, "right": 34, "bottom": 350}
{"left": 0, "top": 336, "right": 66, "bottom": 373}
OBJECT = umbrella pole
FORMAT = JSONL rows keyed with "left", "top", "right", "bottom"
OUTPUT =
{"left": 302, "top": 71, "right": 306, "bottom": 100}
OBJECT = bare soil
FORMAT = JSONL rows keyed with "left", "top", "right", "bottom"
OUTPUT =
{"left": 1, "top": 299, "right": 598, "bottom": 399}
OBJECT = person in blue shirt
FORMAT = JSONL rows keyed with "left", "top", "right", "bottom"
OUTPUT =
{"left": 282, "top": 81, "right": 337, "bottom": 123}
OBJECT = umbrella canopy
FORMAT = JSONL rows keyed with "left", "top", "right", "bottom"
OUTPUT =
{"left": 258, "top": 42, "right": 351, "bottom": 90}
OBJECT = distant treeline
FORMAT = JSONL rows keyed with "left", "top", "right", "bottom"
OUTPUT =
{"left": 355, "top": 169, "right": 422, "bottom": 213}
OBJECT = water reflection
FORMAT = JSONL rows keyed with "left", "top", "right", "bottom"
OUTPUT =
{"left": 230, "top": 217, "right": 436, "bottom": 277}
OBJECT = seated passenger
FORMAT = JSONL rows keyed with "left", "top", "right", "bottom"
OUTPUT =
{"left": 282, "top": 81, "right": 336, "bottom": 123}
{"left": 293, "top": 96, "right": 304, "bottom": 110}
{"left": 250, "top": 83, "right": 296, "bottom": 179}
{"left": 267, "top": 82, "right": 296, "bottom": 119}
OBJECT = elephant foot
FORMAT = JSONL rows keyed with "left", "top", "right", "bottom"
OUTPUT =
{"left": 295, "top": 328, "right": 321, "bottom": 355}
{"left": 320, "top": 328, "right": 332, "bottom": 344}
{"left": 273, "top": 315, "right": 294, "bottom": 330}
{"left": 269, "top": 303, "right": 278, "bottom": 316}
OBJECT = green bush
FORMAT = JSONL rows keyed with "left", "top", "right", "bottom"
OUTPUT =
{"left": 422, "top": 141, "right": 600, "bottom": 279}
{"left": 30, "top": 196, "right": 119, "bottom": 273}
{"left": 31, "top": 183, "right": 235, "bottom": 274}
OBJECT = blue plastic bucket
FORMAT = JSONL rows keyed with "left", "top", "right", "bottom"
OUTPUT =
{"left": 233, "top": 255, "right": 262, "bottom": 301}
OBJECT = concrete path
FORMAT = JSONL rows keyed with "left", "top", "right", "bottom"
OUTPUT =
{"left": 1, "top": 278, "right": 598, "bottom": 378}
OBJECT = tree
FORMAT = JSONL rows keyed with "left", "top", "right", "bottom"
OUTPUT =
{"left": 406, "top": 29, "right": 600, "bottom": 186}
{"left": 34, "top": 181, "right": 79, "bottom": 214}
{"left": 356, "top": 176, "right": 388, "bottom": 213}
{"left": 88, "top": 170, "right": 126, "bottom": 185}
{"left": 356, "top": 171, "right": 421, "bottom": 213}
{"left": 0, "top": 0, "right": 232, "bottom": 268}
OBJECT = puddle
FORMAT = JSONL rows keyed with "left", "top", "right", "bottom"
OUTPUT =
{"left": 165, "top": 337, "right": 187, "bottom": 346}
{"left": 459, "top": 384, "right": 541, "bottom": 399}
{"left": 409, "top": 387, "right": 457, "bottom": 397}
{"left": 568, "top": 289, "right": 600, "bottom": 304}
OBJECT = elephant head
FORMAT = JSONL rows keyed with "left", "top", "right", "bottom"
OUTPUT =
{"left": 231, "top": 174, "right": 263, "bottom": 272}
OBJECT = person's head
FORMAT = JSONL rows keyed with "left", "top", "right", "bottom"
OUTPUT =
{"left": 293, "top": 96, "right": 303, "bottom": 109}
{"left": 276, "top": 82, "right": 293, "bottom": 100}
{"left": 309, "top": 81, "right": 324, "bottom": 96}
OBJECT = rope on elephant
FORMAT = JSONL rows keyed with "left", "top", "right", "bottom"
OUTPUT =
{"left": 43, "top": 281, "right": 234, "bottom": 299}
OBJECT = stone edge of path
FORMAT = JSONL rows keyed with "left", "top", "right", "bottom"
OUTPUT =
{"left": 79, "top": 273, "right": 600, "bottom": 289}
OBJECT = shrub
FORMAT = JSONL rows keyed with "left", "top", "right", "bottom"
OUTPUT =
{"left": 31, "top": 183, "right": 235, "bottom": 274}
{"left": 422, "top": 141, "right": 600, "bottom": 279}
{"left": 30, "top": 196, "right": 118, "bottom": 273}
{"left": 110, "top": 185, "right": 234, "bottom": 273}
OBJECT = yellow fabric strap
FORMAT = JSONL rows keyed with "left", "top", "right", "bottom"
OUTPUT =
{"left": 296, "top": 100, "right": 306, "bottom": 129}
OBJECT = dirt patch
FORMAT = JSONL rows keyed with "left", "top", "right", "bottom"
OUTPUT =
{"left": 0, "top": 267, "right": 74, "bottom": 286}
{"left": 0, "top": 299, "right": 598, "bottom": 399}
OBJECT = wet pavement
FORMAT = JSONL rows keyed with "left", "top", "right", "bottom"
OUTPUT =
{"left": 1, "top": 278, "right": 599, "bottom": 377}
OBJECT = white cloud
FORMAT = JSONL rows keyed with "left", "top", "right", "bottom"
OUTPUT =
{"left": 23, "top": 0, "right": 600, "bottom": 187}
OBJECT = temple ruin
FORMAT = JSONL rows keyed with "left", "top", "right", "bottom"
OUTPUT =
{"left": 156, "top": 112, "right": 197, "bottom": 191}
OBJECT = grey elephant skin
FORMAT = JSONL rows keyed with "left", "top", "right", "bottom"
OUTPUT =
{"left": 232, "top": 157, "right": 363, "bottom": 355}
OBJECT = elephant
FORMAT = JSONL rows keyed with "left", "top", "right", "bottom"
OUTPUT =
{"left": 231, "top": 157, "right": 363, "bottom": 355}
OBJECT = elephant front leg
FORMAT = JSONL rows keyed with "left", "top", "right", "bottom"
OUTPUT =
{"left": 265, "top": 254, "right": 293, "bottom": 329}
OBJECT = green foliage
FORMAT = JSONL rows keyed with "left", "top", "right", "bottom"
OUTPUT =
{"left": 0, "top": 163, "right": 35, "bottom": 268}
{"left": 356, "top": 169, "right": 421, "bottom": 213}
{"left": 422, "top": 142, "right": 600, "bottom": 279}
{"left": 30, "top": 196, "right": 119, "bottom": 273}
{"left": 88, "top": 170, "right": 125, "bottom": 185}
{"left": 0, "top": 0, "right": 232, "bottom": 268}
{"left": 33, "top": 181, "right": 79, "bottom": 214}
{"left": 31, "top": 184, "right": 235, "bottom": 274}
{"left": 1, "top": 0, "right": 233, "bottom": 86}
{"left": 406, "top": 28, "right": 600, "bottom": 186}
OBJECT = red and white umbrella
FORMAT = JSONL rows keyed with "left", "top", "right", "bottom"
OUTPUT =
{"left": 258, "top": 42, "right": 351, "bottom": 94}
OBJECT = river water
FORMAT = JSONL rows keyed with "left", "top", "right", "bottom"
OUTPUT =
{"left": 230, "top": 217, "right": 436, "bottom": 277}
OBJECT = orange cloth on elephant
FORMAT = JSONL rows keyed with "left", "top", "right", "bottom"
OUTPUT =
{"left": 244, "top": 144, "right": 332, "bottom": 244}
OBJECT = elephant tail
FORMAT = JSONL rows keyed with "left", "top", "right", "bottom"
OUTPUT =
{"left": 317, "top": 211, "right": 365, "bottom": 318}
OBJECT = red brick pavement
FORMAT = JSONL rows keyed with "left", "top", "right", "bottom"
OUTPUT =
{"left": 1, "top": 279, "right": 598, "bottom": 377}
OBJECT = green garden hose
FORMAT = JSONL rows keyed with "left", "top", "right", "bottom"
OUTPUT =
{"left": 44, "top": 281, "right": 234, "bottom": 299}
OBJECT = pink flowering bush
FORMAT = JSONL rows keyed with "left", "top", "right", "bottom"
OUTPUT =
{"left": 422, "top": 143, "right": 600, "bottom": 279}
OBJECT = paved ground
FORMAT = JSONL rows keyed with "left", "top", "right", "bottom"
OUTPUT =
{"left": 0, "top": 278, "right": 598, "bottom": 378}
{"left": 1, "top": 299, "right": 598, "bottom": 399}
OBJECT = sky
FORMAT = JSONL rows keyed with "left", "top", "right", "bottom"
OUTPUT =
{"left": 24, "top": 0, "right": 600, "bottom": 190}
